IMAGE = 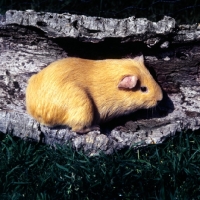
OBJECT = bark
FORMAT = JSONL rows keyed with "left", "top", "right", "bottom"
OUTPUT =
{"left": 1, "top": 10, "right": 200, "bottom": 155}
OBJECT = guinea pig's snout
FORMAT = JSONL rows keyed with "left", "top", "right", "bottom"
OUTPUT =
{"left": 157, "top": 92, "right": 163, "bottom": 104}
{"left": 155, "top": 93, "right": 163, "bottom": 106}
{"left": 157, "top": 89, "right": 163, "bottom": 102}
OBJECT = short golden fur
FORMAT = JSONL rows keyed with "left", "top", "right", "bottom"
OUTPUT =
{"left": 26, "top": 56, "right": 163, "bottom": 133}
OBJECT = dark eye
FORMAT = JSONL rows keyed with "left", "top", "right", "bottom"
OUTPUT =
{"left": 140, "top": 86, "right": 148, "bottom": 93}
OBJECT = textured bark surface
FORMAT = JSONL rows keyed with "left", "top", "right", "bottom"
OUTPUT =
{"left": 1, "top": 10, "right": 200, "bottom": 155}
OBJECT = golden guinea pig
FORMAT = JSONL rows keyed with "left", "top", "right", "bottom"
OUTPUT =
{"left": 26, "top": 56, "right": 163, "bottom": 133}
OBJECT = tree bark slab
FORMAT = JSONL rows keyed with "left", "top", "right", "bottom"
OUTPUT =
{"left": 1, "top": 10, "right": 200, "bottom": 155}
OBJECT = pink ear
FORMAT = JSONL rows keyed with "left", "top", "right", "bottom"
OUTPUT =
{"left": 118, "top": 75, "right": 138, "bottom": 89}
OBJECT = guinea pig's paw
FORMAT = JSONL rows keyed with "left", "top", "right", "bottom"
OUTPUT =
{"left": 73, "top": 125, "right": 100, "bottom": 134}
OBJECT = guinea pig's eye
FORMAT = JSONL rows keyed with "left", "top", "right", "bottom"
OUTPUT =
{"left": 140, "top": 86, "right": 148, "bottom": 93}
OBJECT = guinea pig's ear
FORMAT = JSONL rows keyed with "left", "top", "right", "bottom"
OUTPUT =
{"left": 133, "top": 55, "right": 144, "bottom": 64}
{"left": 118, "top": 75, "right": 138, "bottom": 89}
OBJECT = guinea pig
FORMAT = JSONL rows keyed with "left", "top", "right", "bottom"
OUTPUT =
{"left": 26, "top": 55, "right": 163, "bottom": 133}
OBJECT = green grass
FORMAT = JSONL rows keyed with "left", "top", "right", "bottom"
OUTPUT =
{"left": 0, "top": 0, "right": 199, "bottom": 24}
{"left": 1, "top": 131, "right": 200, "bottom": 199}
